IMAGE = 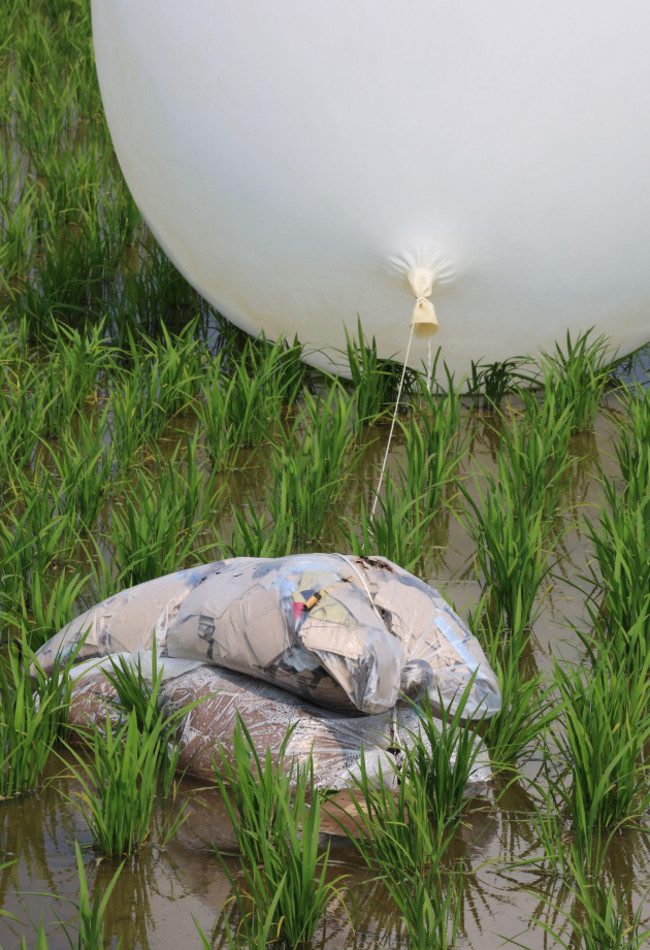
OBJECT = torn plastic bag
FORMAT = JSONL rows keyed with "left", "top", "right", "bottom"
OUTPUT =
{"left": 64, "top": 653, "right": 493, "bottom": 791}
{"left": 35, "top": 554, "right": 500, "bottom": 719}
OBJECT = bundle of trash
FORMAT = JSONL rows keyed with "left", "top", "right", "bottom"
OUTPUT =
{"left": 35, "top": 554, "right": 501, "bottom": 789}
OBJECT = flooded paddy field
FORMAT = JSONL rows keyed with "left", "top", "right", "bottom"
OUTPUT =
{"left": 3, "top": 2, "right": 650, "bottom": 948}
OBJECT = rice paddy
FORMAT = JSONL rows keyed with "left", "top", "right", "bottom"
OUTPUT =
{"left": 2, "top": 1, "right": 650, "bottom": 948}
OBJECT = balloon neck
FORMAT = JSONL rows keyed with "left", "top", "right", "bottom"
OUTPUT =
{"left": 407, "top": 267, "right": 439, "bottom": 338}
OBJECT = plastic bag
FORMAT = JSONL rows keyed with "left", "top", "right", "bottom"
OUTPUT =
{"left": 35, "top": 554, "right": 500, "bottom": 719}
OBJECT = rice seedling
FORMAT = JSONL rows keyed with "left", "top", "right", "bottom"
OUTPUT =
{"left": 0, "top": 638, "right": 78, "bottom": 796}
{"left": 581, "top": 488, "right": 650, "bottom": 641}
{"left": 37, "top": 320, "right": 112, "bottom": 433}
{"left": 20, "top": 842, "right": 124, "bottom": 950}
{"left": 0, "top": 360, "right": 54, "bottom": 469}
{"left": 397, "top": 382, "right": 469, "bottom": 521}
{"left": 546, "top": 650, "right": 650, "bottom": 841}
{"left": 218, "top": 498, "right": 294, "bottom": 559}
{"left": 460, "top": 470, "right": 558, "bottom": 641}
{"left": 196, "top": 356, "right": 239, "bottom": 469}
{"left": 497, "top": 391, "right": 575, "bottom": 533}
{"left": 610, "top": 384, "right": 650, "bottom": 505}
{"left": 217, "top": 335, "right": 301, "bottom": 447}
{"left": 195, "top": 876, "right": 286, "bottom": 950}
{"left": 134, "top": 317, "right": 206, "bottom": 416}
{"left": 537, "top": 328, "right": 618, "bottom": 432}
{"left": 338, "top": 748, "right": 452, "bottom": 875}
{"left": 63, "top": 710, "right": 188, "bottom": 855}
{"left": 110, "top": 243, "right": 201, "bottom": 345}
{"left": 0, "top": 487, "right": 78, "bottom": 638}
{"left": 465, "top": 355, "right": 532, "bottom": 412}
{"left": 344, "top": 317, "right": 416, "bottom": 425}
{"left": 35, "top": 431, "right": 115, "bottom": 535}
{"left": 268, "top": 383, "right": 361, "bottom": 542}
{"left": 343, "top": 473, "right": 435, "bottom": 574}
{"left": 212, "top": 718, "right": 348, "bottom": 947}
{"left": 512, "top": 849, "right": 650, "bottom": 950}
{"left": 8, "top": 225, "right": 115, "bottom": 346}
{"left": 102, "top": 637, "right": 207, "bottom": 796}
{"left": 383, "top": 867, "right": 463, "bottom": 950}
{"left": 4, "top": 568, "right": 90, "bottom": 651}
{"left": 468, "top": 597, "right": 559, "bottom": 770}
{"left": 106, "top": 370, "right": 168, "bottom": 468}
{"left": 401, "top": 683, "right": 488, "bottom": 833}
{"left": 108, "top": 463, "right": 209, "bottom": 588}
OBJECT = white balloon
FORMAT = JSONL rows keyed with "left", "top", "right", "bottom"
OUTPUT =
{"left": 91, "top": 0, "right": 650, "bottom": 377}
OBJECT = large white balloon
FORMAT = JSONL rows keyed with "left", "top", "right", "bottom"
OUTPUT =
{"left": 92, "top": 0, "right": 650, "bottom": 377}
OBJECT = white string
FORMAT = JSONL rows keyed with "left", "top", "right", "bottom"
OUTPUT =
{"left": 334, "top": 553, "right": 385, "bottom": 625}
{"left": 371, "top": 322, "right": 415, "bottom": 517}
{"left": 427, "top": 338, "right": 434, "bottom": 393}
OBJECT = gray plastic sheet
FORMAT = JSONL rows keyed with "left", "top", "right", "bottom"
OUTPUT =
{"left": 36, "top": 554, "right": 501, "bottom": 720}
{"left": 65, "top": 654, "right": 493, "bottom": 790}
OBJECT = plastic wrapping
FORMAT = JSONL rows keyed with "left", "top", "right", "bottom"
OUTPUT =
{"left": 65, "top": 655, "right": 493, "bottom": 790}
{"left": 35, "top": 554, "right": 500, "bottom": 719}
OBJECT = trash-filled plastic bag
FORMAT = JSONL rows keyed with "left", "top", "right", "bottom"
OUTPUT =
{"left": 64, "top": 653, "right": 493, "bottom": 790}
{"left": 35, "top": 554, "right": 500, "bottom": 720}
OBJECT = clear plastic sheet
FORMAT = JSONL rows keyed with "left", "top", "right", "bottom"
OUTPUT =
{"left": 35, "top": 554, "right": 501, "bottom": 720}
{"left": 65, "top": 655, "right": 493, "bottom": 790}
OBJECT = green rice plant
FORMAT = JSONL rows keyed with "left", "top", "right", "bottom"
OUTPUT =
{"left": 0, "top": 639, "right": 78, "bottom": 796}
{"left": 0, "top": 485, "right": 78, "bottom": 634}
{"left": 8, "top": 224, "right": 114, "bottom": 345}
{"left": 574, "top": 603, "right": 650, "bottom": 692}
{"left": 0, "top": 360, "right": 53, "bottom": 469}
{"left": 40, "top": 330, "right": 108, "bottom": 431}
{"left": 383, "top": 868, "right": 463, "bottom": 950}
{"left": 460, "top": 470, "right": 558, "bottom": 641}
{"left": 338, "top": 748, "right": 452, "bottom": 875}
{"left": 196, "top": 355, "right": 239, "bottom": 469}
{"left": 196, "top": 335, "right": 295, "bottom": 467}
{"left": 22, "top": 925, "right": 49, "bottom": 950}
{"left": 23, "top": 842, "right": 124, "bottom": 950}
{"left": 398, "top": 382, "right": 469, "bottom": 520}
{"left": 235, "top": 331, "right": 308, "bottom": 409}
{"left": 468, "top": 597, "right": 560, "bottom": 769}
{"left": 195, "top": 876, "right": 286, "bottom": 950}
{"left": 110, "top": 243, "right": 201, "bottom": 345}
{"left": 212, "top": 718, "right": 348, "bottom": 947}
{"left": 537, "top": 328, "right": 617, "bottom": 432}
{"left": 497, "top": 391, "right": 575, "bottom": 534}
{"left": 101, "top": 637, "right": 207, "bottom": 796}
{"left": 36, "top": 429, "right": 115, "bottom": 534}
{"left": 610, "top": 384, "right": 650, "bottom": 506}
{"left": 513, "top": 850, "right": 650, "bottom": 950}
{"left": 133, "top": 317, "right": 206, "bottom": 416}
{"left": 547, "top": 650, "right": 650, "bottom": 841}
{"left": 268, "top": 384, "right": 361, "bottom": 542}
{"left": 63, "top": 710, "right": 187, "bottom": 855}
{"left": 581, "top": 488, "right": 650, "bottom": 643}
{"left": 220, "top": 336, "right": 296, "bottom": 446}
{"left": 343, "top": 473, "right": 434, "bottom": 573}
{"left": 219, "top": 498, "right": 294, "bottom": 559}
{"left": 401, "top": 683, "right": 487, "bottom": 833}
{"left": 108, "top": 464, "right": 208, "bottom": 588}
{"left": 107, "top": 366, "right": 169, "bottom": 467}
{"left": 465, "top": 355, "right": 532, "bottom": 412}
{"left": 4, "top": 568, "right": 89, "bottom": 651}
{"left": 344, "top": 317, "right": 415, "bottom": 426}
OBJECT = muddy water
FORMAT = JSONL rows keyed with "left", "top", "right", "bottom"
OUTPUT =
{"left": 1, "top": 398, "right": 649, "bottom": 949}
